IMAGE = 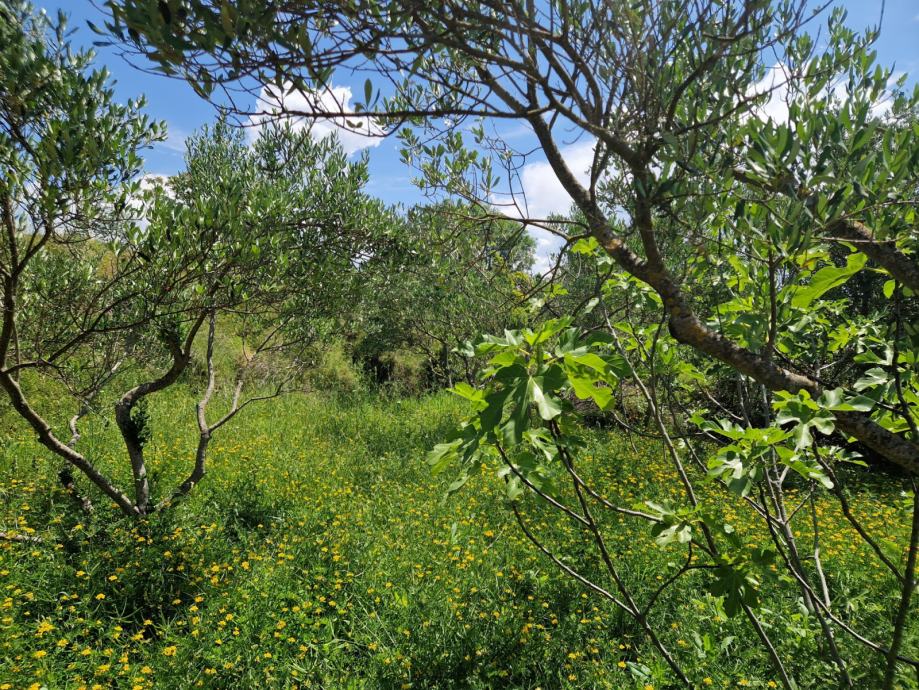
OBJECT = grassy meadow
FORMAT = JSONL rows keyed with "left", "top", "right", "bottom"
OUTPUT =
{"left": 0, "top": 387, "right": 914, "bottom": 689}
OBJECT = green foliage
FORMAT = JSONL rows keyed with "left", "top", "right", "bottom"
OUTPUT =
{"left": 2, "top": 389, "right": 913, "bottom": 688}
{"left": 303, "top": 340, "right": 366, "bottom": 395}
{"left": 9, "top": 0, "right": 919, "bottom": 685}
{"left": 357, "top": 202, "right": 535, "bottom": 388}
{"left": 0, "top": 1, "right": 392, "bottom": 513}
{"left": 433, "top": 300, "right": 917, "bottom": 685}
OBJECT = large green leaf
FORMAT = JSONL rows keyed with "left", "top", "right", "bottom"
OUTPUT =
{"left": 501, "top": 379, "right": 532, "bottom": 447}
{"left": 790, "top": 252, "right": 868, "bottom": 308}
{"left": 529, "top": 376, "right": 562, "bottom": 421}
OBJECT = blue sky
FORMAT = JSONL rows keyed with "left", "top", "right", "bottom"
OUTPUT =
{"left": 40, "top": 0, "right": 919, "bottom": 219}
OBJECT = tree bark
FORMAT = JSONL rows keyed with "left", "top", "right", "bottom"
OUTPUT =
{"left": 114, "top": 315, "right": 204, "bottom": 512}
{"left": 0, "top": 370, "right": 139, "bottom": 515}
{"left": 521, "top": 102, "right": 919, "bottom": 475}
{"left": 827, "top": 219, "right": 919, "bottom": 295}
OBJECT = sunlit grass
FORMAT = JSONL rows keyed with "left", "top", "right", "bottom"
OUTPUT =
{"left": 0, "top": 390, "right": 913, "bottom": 688}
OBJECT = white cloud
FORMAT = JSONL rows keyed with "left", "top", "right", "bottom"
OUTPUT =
{"left": 531, "top": 232, "right": 566, "bottom": 274}
{"left": 157, "top": 126, "right": 188, "bottom": 154}
{"left": 488, "top": 138, "right": 594, "bottom": 222}
{"left": 251, "top": 82, "right": 383, "bottom": 156}
{"left": 747, "top": 63, "right": 900, "bottom": 124}
{"left": 868, "top": 71, "right": 904, "bottom": 119}
{"left": 747, "top": 63, "right": 793, "bottom": 124}
{"left": 489, "top": 139, "right": 596, "bottom": 274}
{"left": 123, "top": 173, "right": 171, "bottom": 230}
{"left": 516, "top": 140, "right": 595, "bottom": 220}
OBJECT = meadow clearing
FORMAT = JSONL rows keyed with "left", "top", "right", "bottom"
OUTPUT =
{"left": 3, "top": 0, "right": 919, "bottom": 686}
{"left": 0, "top": 387, "right": 912, "bottom": 689}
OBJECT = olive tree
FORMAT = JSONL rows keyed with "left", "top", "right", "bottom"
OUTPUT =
{"left": 1, "top": 0, "right": 163, "bottom": 514}
{"left": 1, "top": 2, "right": 383, "bottom": 516}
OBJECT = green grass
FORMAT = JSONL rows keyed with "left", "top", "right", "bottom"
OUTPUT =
{"left": 0, "top": 389, "right": 915, "bottom": 689}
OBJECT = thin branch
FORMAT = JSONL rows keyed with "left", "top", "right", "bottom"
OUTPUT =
{"left": 882, "top": 480, "right": 919, "bottom": 688}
